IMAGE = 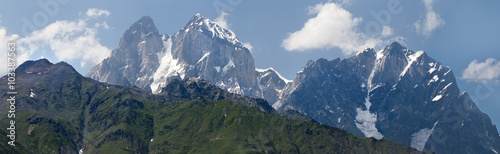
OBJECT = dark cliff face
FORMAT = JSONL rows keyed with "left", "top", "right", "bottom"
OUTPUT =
{"left": 277, "top": 42, "right": 500, "bottom": 154}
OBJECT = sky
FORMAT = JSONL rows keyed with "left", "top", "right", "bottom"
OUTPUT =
{"left": 1, "top": 0, "right": 499, "bottom": 132}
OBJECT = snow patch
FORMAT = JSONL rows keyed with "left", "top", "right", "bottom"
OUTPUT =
{"left": 355, "top": 98, "right": 384, "bottom": 139}
{"left": 214, "top": 66, "right": 221, "bottom": 72}
{"left": 222, "top": 59, "right": 235, "bottom": 74}
{"left": 272, "top": 100, "right": 283, "bottom": 110}
{"left": 119, "top": 65, "right": 130, "bottom": 70}
{"left": 411, "top": 121, "right": 439, "bottom": 151}
{"left": 400, "top": 51, "right": 424, "bottom": 77}
{"left": 338, "top": 117, "right": 342, "bottom": 123}
{"left": 432, "top": 95, "right": 442, "bottom": 102}
{"left": 376, "top": 49, "right": 384, "bottom": 60}
{"left": 150, "top": 37, "right": 186, "bottom": 94}
{"left": 492, "top": 147, "right": 498, "bottom": 154}
{"left": 428, "top": 62, "right": 438, "bottom": 74}
{"left": 428, "top": 75, "right": 439, "bottom": 85}
{"left": 428, "top": 68, "right": 436, "bottom": 74}
{"left": 440, "top": 82, "right": 453, "bottom": 93}
{"left": 197, "top": 52, "right": 210, "bottom": 64}
{"left": 443, "top": 68, "right": 451, "bottom": 76}
{"left": 256, "top": 67, "right": 292, "bottom": 83}
{"left": 190, "top": 15, "right": 241, "bottom": 46}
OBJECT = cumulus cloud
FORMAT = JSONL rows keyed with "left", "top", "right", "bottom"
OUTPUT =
{"left": 381, "top": 26, "right": 393, "bottom": 37}
{"left": 413, "top": 0, "right": 445, "bottom": 37}
{"left": 86, "top": 8, "right": 110, "bottom": 18}
{"left": 19, "top": 17, "right": 111, "bottom": 67}
{"left": 462, "top": 58, "right": 500, "bottom": 83}
{"left": 282, "top": 2, "right": 383, "bottom": 55}
{"left": 0, "top": 8, "right": 113, "bottom": 71}
{"left": 0, "top": 28, "right": 20, "bottom": 75}
{"left": 214, "top": 12, "right": 230, "bottom": 29}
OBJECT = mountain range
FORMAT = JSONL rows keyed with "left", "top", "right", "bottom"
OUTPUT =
{"left": 85, "top": 14, "right": 500, "bottom": 154}
{"left": 0, "top": 59, "right": 422, "bottom": 153}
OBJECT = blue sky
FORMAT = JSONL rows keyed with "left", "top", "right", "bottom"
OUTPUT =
{"left": 1, "top": 0, "right": 499, "bottom": 131}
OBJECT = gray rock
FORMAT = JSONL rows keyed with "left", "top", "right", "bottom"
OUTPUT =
{"left": 87, "top": 14, "right": 262, "bottom": 98}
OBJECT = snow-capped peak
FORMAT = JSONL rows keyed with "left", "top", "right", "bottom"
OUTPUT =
{"left": 184, "top": 13, "right": 242, "bottom": 46}
{"left": 256, "top": 67, "right": 292, "bottom": 83}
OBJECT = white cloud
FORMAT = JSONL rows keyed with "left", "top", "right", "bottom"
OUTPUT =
{"left": 462, "top": 58, "right": 500, "bottom": 83}
{"left": 381, "top": 26, "right": 393, "bottom": 37}
{"left": 282, "top": 2, "right": 383, "bottom": 55}
{"left": 19, "top": 19, "right": 111, "bottom": 67}
{"left": 86, "top": 8, "right": 110, "bottom": 18}
{"left": 0, "top": 28, "right": 20, "bottom": 75}
{"left": 214, "top": 12, "right": 230, "bottom": 29}
{"left": 414, "top": 0, "right": 445, "bottom": 37}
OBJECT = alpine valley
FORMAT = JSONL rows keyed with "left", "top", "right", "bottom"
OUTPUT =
{"left": 0, "top": 14, "right": 498, "bottom": 153}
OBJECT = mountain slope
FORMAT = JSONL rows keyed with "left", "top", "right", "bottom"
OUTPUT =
{"left": 277, "top": 42, "right": 500, "bottom": 154}
{"left": 256, "top": 67, "right": 291, "bottom": 108}
{"left": 149, "top": 99, "right": 422, "bottom": 153}
{"left": 86, "top": 16, "right": 163, "bottom": 92}
{"left": 1, "top": 59, "right": 423, "bottom": 153}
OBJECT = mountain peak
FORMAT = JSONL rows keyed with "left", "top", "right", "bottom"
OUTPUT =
{"left": 16, "top": 59, "right": 54, "bottom": 73}
{"left": 15, "top": 59, "right": 78, "bottom": 77}
{"left": 122, "top": 15, "right": 160, "bottom": 39}
{"left": 183, "top": 13, "right": 242, "bottom": 46}
{"left": 388, "top": 41, "right": 404, "bottom": 49}
{"left": 138, "top": 15, "right": 154, "bottom": 24}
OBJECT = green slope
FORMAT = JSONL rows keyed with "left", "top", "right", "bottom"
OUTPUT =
{"left": 0, "top": 59, "right": 425, "bottom": 153}
{"left": 150, "top": 99, "right": 421, "bottom": 153}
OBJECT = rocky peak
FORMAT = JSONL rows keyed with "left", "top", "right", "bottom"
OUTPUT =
{"left": 127, "top": 16, "right": 159, "bottom": 37}
{"left": 16, "top": 58, "right": 53, "bottom": 73}
{"left": 16, "top": 59, "right": 77, "bottom": 76}
{"left": 87, "top": 15, "right": 164, "bottom": 90}
{"left": 119, "top": 16, "right": 161, "bottom": 50}
{"left": 182, "top": 13, "right": 242, "bottom": 47}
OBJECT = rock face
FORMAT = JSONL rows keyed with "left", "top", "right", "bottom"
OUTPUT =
{"left": 87, "top": 16, "right": 163, "bottom": 92}
{"left": 256, "top": 68, "right": 291, "bottom": 108}
{"left": 87, "top": 14, "right": 262, "bottom": 97}
{"left": 277, "top": 42, "right": 500, "bottom": 154}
